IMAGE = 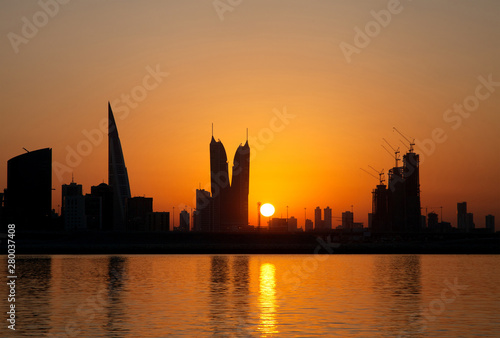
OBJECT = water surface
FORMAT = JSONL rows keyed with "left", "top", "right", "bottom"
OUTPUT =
{"left": 2, "top": 255, "right": 499, "bottom": 337}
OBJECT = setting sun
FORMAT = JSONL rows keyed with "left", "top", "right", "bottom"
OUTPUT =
{"left": 260, "top": 203, "right": 275, "bottom": 217}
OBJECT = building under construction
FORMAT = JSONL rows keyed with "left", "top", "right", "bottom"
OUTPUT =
{"left": 370, "top": 129, "right": 421, "bottom": 233}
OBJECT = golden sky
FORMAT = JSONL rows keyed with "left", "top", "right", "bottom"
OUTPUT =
{"left": 1, "top": 0, "right": 499, "bottom": 229}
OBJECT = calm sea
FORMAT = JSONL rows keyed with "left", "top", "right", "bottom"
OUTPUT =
{"left": 1, "top": 255, "right": 499, "bottom": 337}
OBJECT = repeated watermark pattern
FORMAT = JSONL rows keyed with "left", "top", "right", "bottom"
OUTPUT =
{"left": 213, "top": 0, "right": 243, "bottom": 21}
{"left": 415, "top": 73, "right": 499, "bottom": 160}
{"left": 397, "top": 277, "right": 469, "bottom": 337}
{"left": 340, "top": 0, "right": 412, "bottom": 64}
{"left": 7, "top": 0, "right": 71, "bottom": 54}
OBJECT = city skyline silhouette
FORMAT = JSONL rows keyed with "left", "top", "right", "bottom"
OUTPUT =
{"left": 0, "top": 101, "right": 496, "bottom": 234}
{"left": 1, "top": 1, "right": 499, "bottom": 231}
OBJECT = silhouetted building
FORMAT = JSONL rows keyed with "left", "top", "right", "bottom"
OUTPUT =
{"left": 342, "top": 211, "right": 353, "bottom": 230}
{"left": 62, "top": 180, "right": 86, "bottom": 231}
{"left": 146, "top": 212, "right": 170, "bottom": 232}
{"left": 438, "top": 221, "right": 452, "bottom": 232}
{"left": 386, "top": 148, "right": 421, "bottom": 233}
{"left": 210, "top": 135, "right": 231, "bottom": 231}
{"left": 210, "top": 131, "right": 250, "bottom": 232}
{"left": 108, "top": 102, "right": 131, "bottom": 231}
{"left": 231, "top": 141, "right": 250, "bottom": 228}
{"left": 61, "top": 179, "right": 82, "bottom": 217}
{"left": 84, "top": 194, "right": 102, "bottom": 230}
{"left": 324, "top": 207, "right": 332, "bottom": 230}
{"left": 371, "top": 184, "right": 389, "bottom": 232}
{"left": 403, "top": 151, "right": 421, "bottom": 231}
{"left": 388, "top": 166, "right": 405, "bottom": 231}
{"left": 314, "top": 207, "right": 322, "bottom": 230}
{"left": 269, "top": 218, "right": 288, "bottom": 232}
{"left": 288, "top": 216, "right": 298, "bottom": 232}
{"left": 179, "top": 210, "right": 190, "bottom": 231}
{"left": 427, "top": 212, "right": 439, "bottom": 231}
{"left": 305, "top": 219, "right": 313, "bottom": 232}
{"left": 4, "top": 148, "right": 52, "bottom": 230}
{"left": 353, "top": 222, "right": 363, "bottom": 230}
{"left": 195, "top": 189, "right": 213, "bottom": 232}
{"left": 486, "top": 215, "right": 495, "bottom": 233}
{"left": 466, "top": 212, "right": 475, "bottom": 232}
{"left": 420, "top": 215, "right": 426, "bottom": 229}
{"left": 457, "top": 202, "right": 467, "bottom": 231}
{"left": 127, "top": 197, "right": 153, "bottom": 231}
{"left": 91, "top": 183, "right": 114, "bottom": 231}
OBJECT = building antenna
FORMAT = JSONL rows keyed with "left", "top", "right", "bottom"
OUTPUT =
{"left": 246, "top": 128, "right": 248, "bottom": 142}
{"left": 212, "top": 123, "right": 213, "bottom": 137}
{"left": 71, "top": 173, "right": 74, "bottom": 183}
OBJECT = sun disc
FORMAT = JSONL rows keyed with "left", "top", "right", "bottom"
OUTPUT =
{"left": 260, "top": 203, "right": 275, "bottom": 217}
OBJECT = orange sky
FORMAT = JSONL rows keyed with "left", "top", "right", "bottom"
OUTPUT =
{"left": 1, "top": 0, "right": 499, "bottom": 230}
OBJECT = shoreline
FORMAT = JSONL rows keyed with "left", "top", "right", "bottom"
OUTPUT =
{"left": 3, "top": 231, "right": 499, "bottom": 255}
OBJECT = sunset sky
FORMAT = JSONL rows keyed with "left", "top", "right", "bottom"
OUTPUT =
{"left": 1, "top": 0, "right": 499, "bottom": 230}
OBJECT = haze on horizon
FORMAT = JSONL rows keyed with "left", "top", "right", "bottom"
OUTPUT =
{"left": 0, "top": 0, "right": 499, "bottom": 230}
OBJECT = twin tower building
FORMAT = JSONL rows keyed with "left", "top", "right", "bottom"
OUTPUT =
{"left": 205, "top": 132, "right": 250, "bottom": 232}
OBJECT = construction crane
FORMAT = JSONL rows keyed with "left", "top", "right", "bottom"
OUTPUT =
{"left": 360, "top": 167, "right": 379, "bottom": 181}
{"left": 382, "top": 138, "right": 400, "bottom": 167}
{"left": 368, "top": 165, "right": 385, "bottom": 185}
{"left": 393, "top": 127, "right": 415, "bottom": 152}
{"left": 399, "top": 139, "right": 410, "bottom": 150}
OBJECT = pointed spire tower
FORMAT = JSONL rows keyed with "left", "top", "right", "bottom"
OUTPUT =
{"left": 108, "top": 102, "right": 131, "bottom": 230}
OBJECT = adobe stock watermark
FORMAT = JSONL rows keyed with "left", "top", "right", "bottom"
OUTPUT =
{"left": 7, "top": 0, "right": 71, "bottom": 54}
{"left": 414, "top": 73, "right": 499, "bottom": 161}
{"left": 50, "top": 286, "right": 108, "bottom": 337}
{"left": 281, "top": 236, "right": 340, "bottom": 291}
{"left": 339, "top": 0, "right": 411, "bottom": 64}
{"left": 213, "top": 0, "right": 243, "bottom": 21}
{"left": 53, "top": 64, "right": 169, "bottom": 182}
{"left": 397, "top": 277, "right": 468, "bottom": 337}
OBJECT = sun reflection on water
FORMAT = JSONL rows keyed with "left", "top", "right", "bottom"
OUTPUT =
{"left": 258, "top": 263, "right": 278, "bottom": 336}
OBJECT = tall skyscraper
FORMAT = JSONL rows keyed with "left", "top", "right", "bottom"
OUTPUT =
{"left": 210, "top": 135, "right": 230, "bottom": 231}
{"left": 108, "top": 102, "right": 131, "bottom": 230}
{"left": 91, "top": 183, "right": 113, "bottom": 231}
{"left": 4, "top": 148, "right": 52, "bottom": 230}
{"left": 231, "top": 140, "right": 250, "bottom": 228}
{"left": 62, "top": 179, "right": 86, "bottom": 231}
{"left": 209, "top": 129, "right": 250, "bottom": 232}
{"left": 403, "top": 151, "right": 421, "bottom": 232}
{"left": 324, "top": 207, "right": 332, "bottom": 230}
{"left": 61, "top": 178, "right": 82, "bottom": 217}
{"left": 314, "top": 206, "right": 322, "bottom": 230}
{"left": 387, "top": 148, "right": 421, "bottom": 233}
